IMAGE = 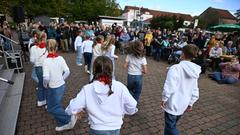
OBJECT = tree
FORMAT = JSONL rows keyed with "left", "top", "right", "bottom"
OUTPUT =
{"left": 0, "top": 0, "right": 121, "bottom": 22}
{"left": 150, "top": 15, "right": 183, "bottom": 30}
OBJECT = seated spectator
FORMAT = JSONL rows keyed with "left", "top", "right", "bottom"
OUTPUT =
{"left": 209, "top": 42, "right": 223, "bottom": 71}
{"left": 223, "top": 41, "right": 236, "bottom": 55}
{"left": 192, "top": 50, "right": 207, "bottom": 74}
{"left": 208, "top": 56, "right": 240, "bottom": 84}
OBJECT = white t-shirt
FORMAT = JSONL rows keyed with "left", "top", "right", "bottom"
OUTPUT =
{"left": 82, "top": 40, "right": 94, "bottom": 53}
{"left": 43, "top": 56, "right": 69, "bottom": 88}
{"left": 74, "top": 36, "right": 83, "bottom": 50}
{"left": 30, "top": 46, "right": 48, "bottom": 67}
{"left": 103, "top": 45, "right": 118, "bottom": 61}
{"left": 126, "top": 54, "right": 147, "bottom": 75}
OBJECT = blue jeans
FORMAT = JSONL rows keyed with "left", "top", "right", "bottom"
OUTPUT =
{"left": 84, "top": 52, "right": 92, "bottom": 71}
{"left": 35, "top": 67, "right": 47, "bottom": 102}
{"left": 154, "top": 47, "right": 161, "bottom": 61}
{"left": 76, "top": 46, "right": 82, "bottom": 65}
{"left": 47, "top": 84, "right": 71, "bottom": 126}
{"left": 127, "top": 74, "right": 143, "bottom": 102}
{"left": 213, "top": 72, "right": 238, "bottom": 84}
{"left": 89, "top": 128, "right": 120, "bottom": 135}
{"left": 164, "top": 112, "right": 182, "bottom": 135}
{"left": 31, "top": 67, "right": 39, "bottom": 83}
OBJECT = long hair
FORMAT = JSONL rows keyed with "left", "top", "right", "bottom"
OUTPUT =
{"left": 101, "top": 35, "right": 115, "bottom": 52}
{"left": 46, "top": 39, "right": 58, "bottom": 52}
{"left": 91, "top": 56, "right": 113, "bottom": 96}
{"left": 128, "top": 40, "right": 144, "bottom": 58}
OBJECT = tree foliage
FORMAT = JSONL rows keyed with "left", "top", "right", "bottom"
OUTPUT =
{"left": 0, "top": 0, "right": 121, "bottom": 22}
{"left": 150, "top": 15, "right": 184, "bottom": 30}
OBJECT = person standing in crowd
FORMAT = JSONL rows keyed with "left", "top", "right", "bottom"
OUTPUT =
{"left": 119, "top": 29, "right": 130, "bottom": 54}
{"left": 82, "top": 35, "right": 94, "bottom": 74}
{"left": 101, "top": 35, "right": 118, "bottom": 79}
{"left": 47, "top": 23, "right": 57, "bottom": 39}
{"left": 60, "top": 24, "right": 70, "bottom": 52}
{"left": 74, "top": 30, "right": 83, "bottom": 66}
{"left": 124, "top": 40, "right": 148, "bottom": 103}
{"left": 43, "top": 39, "right": 77, "bottom": 131}
{"left": 66, "top": 56, "right": 138, "bottom": 135}
{"left": 161, "top": 44, "right": 201, "bottom": 135}
{"left": 2, "top": 21, "right": 12, "bottom": 51}
{"left": 30, "top": 31, "right": 48, "bottom": 107}
{"left": 208, "top": 56, "right": 240, "bottom": 84}
{"left": 144, "top": 30, "right": 153, "bottom": 56}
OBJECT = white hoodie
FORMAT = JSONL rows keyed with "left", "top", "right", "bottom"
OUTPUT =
{"left": 65, "top": 80, "right": 137, "bottom": 130}
{"left": 162, "top": 60, "right": 201, "bottom": 115}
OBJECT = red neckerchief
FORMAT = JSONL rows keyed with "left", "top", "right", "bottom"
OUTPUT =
{"left": 37, "top": 41, "right": 45, "bottom": 48}
{"left": 47, "top": 53, "right": 59, "bottom": 58}
{"left": 98, "top": 75, "right": 111, "bottom": 85}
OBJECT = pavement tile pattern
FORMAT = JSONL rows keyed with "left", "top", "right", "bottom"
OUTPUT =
{"left": 15, "top": 52, "right": 240, "bottom": 135}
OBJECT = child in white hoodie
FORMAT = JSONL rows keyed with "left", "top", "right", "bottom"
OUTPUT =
{"left": 66, "top": 56, "right": 138, "bottom": 135}
{"left": 161, "top": 44, "right": 201, "bottom": 135}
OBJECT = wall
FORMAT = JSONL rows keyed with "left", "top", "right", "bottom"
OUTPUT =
{"left": 99, "top": 19, "right": 124, "bottom": 27}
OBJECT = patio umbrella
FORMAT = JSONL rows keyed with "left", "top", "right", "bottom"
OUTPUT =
{"left": 210, "top": 24, "right": 240, "bottom": 32}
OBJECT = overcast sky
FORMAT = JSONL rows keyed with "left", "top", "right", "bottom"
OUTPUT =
{"left": 116, "top": 0, "right": 239, "bottom": 16}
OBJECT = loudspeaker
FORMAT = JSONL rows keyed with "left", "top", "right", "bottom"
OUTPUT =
{"left": 12, "top": 6, "right": 25, "bottom": 23}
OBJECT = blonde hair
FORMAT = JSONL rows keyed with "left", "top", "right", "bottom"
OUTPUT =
{"left": 101, "top": 35, "right": 115, "bottom": 52}
{"left": 46, "top": 39, "right": 58, "bottom": 52}
{"left": 36, "top": 31, "right": 46, "bottom": 43}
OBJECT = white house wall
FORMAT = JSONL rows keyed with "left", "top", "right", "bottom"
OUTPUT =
{"left": 99, "top": 19, "right": 124, "bottom": 26}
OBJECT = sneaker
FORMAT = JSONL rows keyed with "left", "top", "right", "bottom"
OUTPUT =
{"left": 86, "top": 70, "right": 90, "bottom": 74}
{"left": 37, "top": 100, "right": 46, "bottom": 107}
{"left": 77, "top": 63, "right": 82, "bottom": 66}
{"left": 55, "top": 115, "right": 77, "bottom": 132}
{"left": 70, "top": 115, "right": 77, "bottom": 128}
{"left": 84, "top": 65, "right": 88, "bottom": 72}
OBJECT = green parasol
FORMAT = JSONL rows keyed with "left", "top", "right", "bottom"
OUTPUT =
{"left": 209, "top": 24, "right": 240, "bottom": 32}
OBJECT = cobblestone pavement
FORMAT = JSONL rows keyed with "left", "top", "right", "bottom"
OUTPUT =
{"left": 16, "top": 52, "right": 240, "bottom": 135}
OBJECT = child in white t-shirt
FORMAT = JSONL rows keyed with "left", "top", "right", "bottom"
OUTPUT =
{"left": 82, "top": 36, "right": 94, "bottom": 74}
{"left": 101, "top": 35, "right": 118, "bottom": 79}
{"left": 124, "top": 40, "right": 148, "bottom": 103}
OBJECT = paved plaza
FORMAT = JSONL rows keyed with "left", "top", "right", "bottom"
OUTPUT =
{"left": 15, "top": 52, "right": 240, "bottom": 135}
